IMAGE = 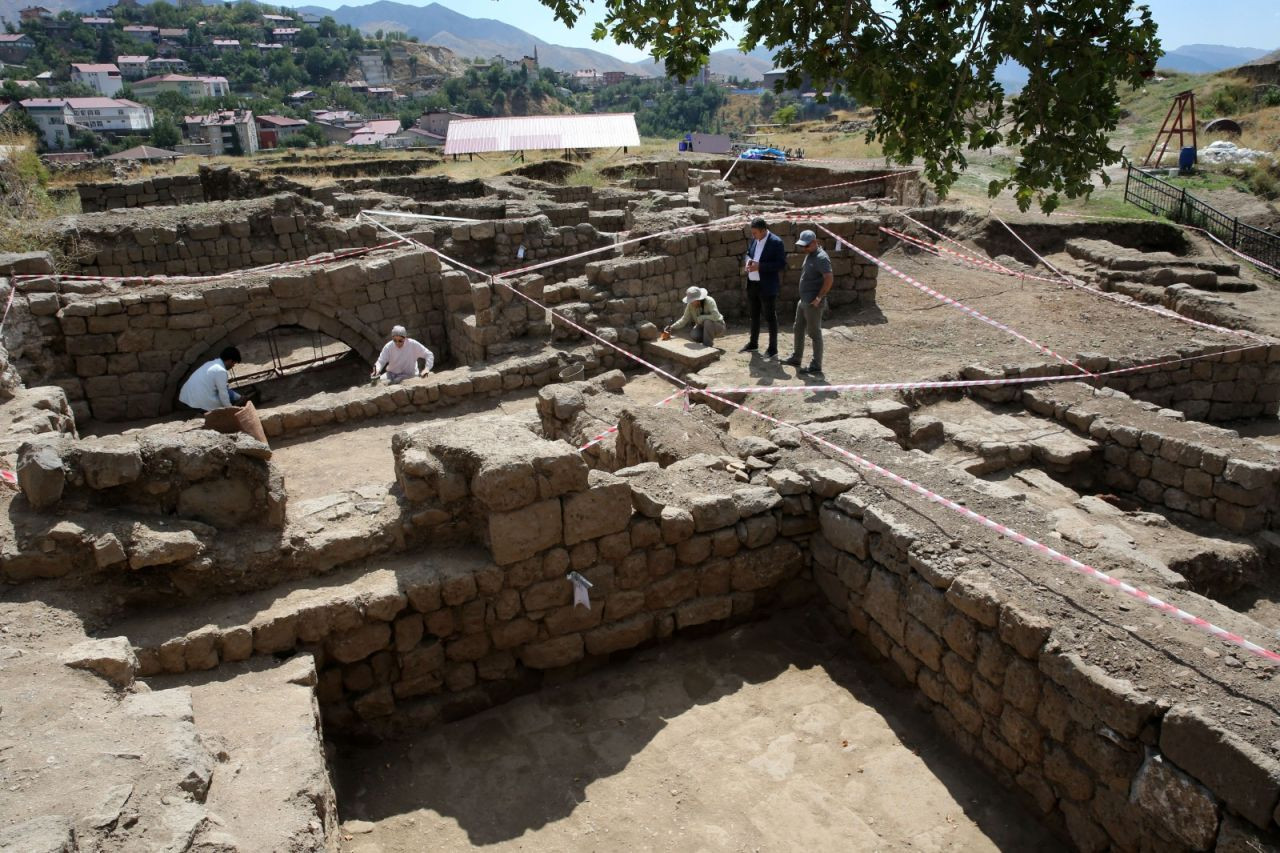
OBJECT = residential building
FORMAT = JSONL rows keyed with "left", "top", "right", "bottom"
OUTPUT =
{"left": 19, "top": 6, "right": 53, "bottom": 23}
{"left": 345, "top": 118, "right": 401, "bottom": 147}
{"left": 122, "top": 25, "right": 159, "bottom": 42}
{"left": 270, "top": 27, "right": 299, "bottom": 44}
{"left": 521, "top": 48, "right": 538, "bottom": 71}
{"left": 571, "top": 69, "right": 603, "bottom": 89}
{"left": 253, "top": 43, "right": 284, "bottom": 52}
{"left": 182, "top": 108, "right": 258, "bottom": 155}
{"left": 133, "top": 73, "right": 226, "bottom": 99}
{"left": 262, "top": 13, "right": 292, "bottom": 24}
{"left": 0, "top": 34, "right": 37, "bottom": 64}
{"left": 19, "top": 98, "right": 72, "bottom": 149}
{"left": 80, "top": 16, "right": 114, "bottom": 29}
{"left": 255, "top": 113, "right": 307, "bottom": 148}
{"left": 602, "top": 71, "right": 628, "bottom": 86}
{"left": 366, "top": 86, "right": 395, "bottom": 100}
{"left": 418, "top": 109, "right": 472, "bottom": 137}
{"left": 403, "top": 126, "right": 444, "bottom": 147}
{"left": 146, "top": 56, "right": 188, "bottom": 74}
{"left": 312, "top": 120, "right": 352, "bottom": 145}
{"left": 300, "top": 13, "right": 322, "bottom": 27}
{"left": 211, "top": 39, "right": 240, "bottom": 50}
{"left": 116, "top": 55, "right": 150, "bottom": 79}
{"left": 288, "top": 89, "right": 316, "bottom": 104}
{"left": 21, "top": 96, "right": 153, "bottom": 149}
{"left": 70, "top": 62, "right": 123, "bottom": 97}
{"left": 158, "top": 28, "right": 188, "bottom": 42}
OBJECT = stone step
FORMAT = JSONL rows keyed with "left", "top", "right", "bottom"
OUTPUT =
{"left": 179, "top": 655, "right": 338, "bottom": 852}
{"left": 109, "top": 547, "right": 494, "bottom": 676}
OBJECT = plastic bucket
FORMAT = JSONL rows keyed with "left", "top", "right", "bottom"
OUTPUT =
{"left": 1178, "top": 146, "right": 1197, "bottom": 173}
{"left": 558, "top": 363, "right": 584, "bottom": 381}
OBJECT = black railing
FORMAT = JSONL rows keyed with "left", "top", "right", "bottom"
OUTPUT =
{"left": 1123, "top": 164, "right": 1280, "bottom": 278}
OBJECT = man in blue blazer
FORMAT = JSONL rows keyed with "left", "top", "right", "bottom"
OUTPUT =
{"left": 743, "top": 217, "right": 787, "bottom": 357}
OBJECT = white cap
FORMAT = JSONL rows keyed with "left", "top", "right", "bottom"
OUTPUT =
{"left": 390, "top": 325, "right": 407, "bottom": 338}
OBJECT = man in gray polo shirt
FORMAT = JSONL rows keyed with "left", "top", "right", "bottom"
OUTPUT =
{"left": 781, "top": 229, "right": 834, "bottom": 375}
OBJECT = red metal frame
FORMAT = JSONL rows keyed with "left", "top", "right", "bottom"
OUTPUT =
{"left": 1143, "top": 90, "right": 1197, "bottom": 168}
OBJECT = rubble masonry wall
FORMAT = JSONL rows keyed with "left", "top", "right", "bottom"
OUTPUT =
{"left": 813, "top": 483, "right": 1280, "bottom": 852}
{"left": 17, "top": 247, "right": 447, "bottom": 421}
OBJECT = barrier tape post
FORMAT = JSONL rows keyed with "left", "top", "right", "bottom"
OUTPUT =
{"left": 0, "top": 284, "right": 15, "bottom": 334}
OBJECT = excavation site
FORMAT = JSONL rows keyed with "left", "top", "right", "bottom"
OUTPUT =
{"left": 3, "top": 155, "right": 1280, "bottom": 852}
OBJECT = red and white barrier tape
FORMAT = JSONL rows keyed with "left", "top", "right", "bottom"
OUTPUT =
{"left": 882, "top": 226, "right": 1039, "bottom": 281}
{"left": 894, "top": 211, "right": 1024, "bottom": 278}
{"left": 815, "top": 224, "right": 1092, "bottom": 375}
{"left": 0, "top": 469, "right": 16, "bottom": 485}
{"left": 0, "top": 285, "right": 15, "bottom": 334}
{"left": 702, "top": 342, "right": 1271, "bottom": 395}
{"left": 578, "top": 389, "right": 686, "bottom": 451}
{"left": 981, "top": 206, "right": 1280, "bottom": 279}
{"left": 372, "top": 213, "right": 1280, "bottom": 666}
{"left": 689, "top": 384, "right": 1280, "bottom": 664}
{"left": 787, "top": 170, "right": 920, "bottom": 193}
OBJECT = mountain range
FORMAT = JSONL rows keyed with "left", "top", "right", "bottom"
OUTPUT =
{"left": 1157, "top": 43, "right": 1273, "bottom": 73}
{"left": 296, "top": 1, "right": 780, "bottom": 80}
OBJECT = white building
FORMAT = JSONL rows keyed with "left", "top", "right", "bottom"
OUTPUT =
{"left": 20, "top": 97, "right": 153, "bottom": 150}
{"left": 183, "top": 109, "right": 259, "bottom": 156}
{"left": 116, "top": 55, "right": 150, "bottom": 80}
{"left": 70, "top": 63, "right": 123, "bottom": 97}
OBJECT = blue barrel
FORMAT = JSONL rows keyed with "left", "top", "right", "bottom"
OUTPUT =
{"left": 678, "top": 141, "right": 688, "bottom": 152}
{"left": 1179, "top": 146, "right": 1197, "bottom": 173}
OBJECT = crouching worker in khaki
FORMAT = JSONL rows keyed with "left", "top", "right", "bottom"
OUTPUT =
{"left": 665, "top": 286, "right": 726, "bottom": 347}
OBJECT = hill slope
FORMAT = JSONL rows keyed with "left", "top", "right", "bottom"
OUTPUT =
{"left": 1158, "top": 44, "right": 1273, "bottom": 73}
{"left": 298, "top": 0, "right": 660, "bottom": 77}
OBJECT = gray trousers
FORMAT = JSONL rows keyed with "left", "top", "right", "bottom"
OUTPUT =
{"left": 793, "top": 299, "right": 824, "bottom": 367}
{"left": 690, "top": 319, "right": 727, "bottom": 347}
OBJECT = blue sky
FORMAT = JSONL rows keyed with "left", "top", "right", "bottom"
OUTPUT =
{"left": 281, "top": 0, "right": 1280, "bottom": 63}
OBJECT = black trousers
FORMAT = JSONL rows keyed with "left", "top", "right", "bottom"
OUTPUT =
{"left": 746, "top": 281, "right": 778, "bottom": 350}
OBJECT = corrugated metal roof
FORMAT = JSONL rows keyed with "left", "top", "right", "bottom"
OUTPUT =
{"left": 444, "top": 113, "right": 640, "bottom": 155}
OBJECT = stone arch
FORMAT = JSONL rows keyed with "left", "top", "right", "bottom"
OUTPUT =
{"left": 163, "top": 303, "right": 384, "bottom": 411}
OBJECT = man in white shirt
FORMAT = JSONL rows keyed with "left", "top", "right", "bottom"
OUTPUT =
{"left": 371, "top": 324, "right": 434, "bottom": 385}
{"left": 179, "top": 347, "right": 243, "bottom": 412}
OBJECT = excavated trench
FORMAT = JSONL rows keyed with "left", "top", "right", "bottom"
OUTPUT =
{"left": 7, "top": 163, "right": 1280, "bottom": 851}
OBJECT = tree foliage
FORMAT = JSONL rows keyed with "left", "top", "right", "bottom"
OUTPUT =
{"left": 540, "top": 0, "right": 1162, "bottom": 211}
{"left": 590, "top": 79, "right": 726, "bottom": 136}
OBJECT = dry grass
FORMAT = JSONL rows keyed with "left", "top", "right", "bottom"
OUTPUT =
{"left": 0, "top": 131, "right": 85, "bottom": 268}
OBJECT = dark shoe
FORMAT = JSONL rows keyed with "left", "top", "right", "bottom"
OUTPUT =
{"left": 780, "top": 354, "right": 801, "bottom": 367}
{"left": 801, "top": 363, "right": 823, "bottom": 375}
{"left": 739, "top": 343, "right": 758, "bottom": 353}
{"left": 763, "top": 348, "right": 778, "bottom": 359}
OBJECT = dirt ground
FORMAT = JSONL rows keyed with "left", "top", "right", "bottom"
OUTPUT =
{"left": 691, "top": 238, "right": 1245, "bottom": 406}
{"left": 270, "top": 374, "right": 681, "bottom": 499}
{"left": 333, "top": 610, "right": 1061, "bottom": 853}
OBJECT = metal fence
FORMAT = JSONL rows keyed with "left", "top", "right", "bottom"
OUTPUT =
{"left": 1123, "top": 164, "right": 1280, "bottom": 278}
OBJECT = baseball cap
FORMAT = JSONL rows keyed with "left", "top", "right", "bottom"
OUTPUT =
{"left": 796, "top": 230, "right": 817, "bottom": 247}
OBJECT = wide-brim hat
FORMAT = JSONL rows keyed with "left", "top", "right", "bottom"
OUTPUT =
{"left": 683, "top": 286, "right": 709, "bottom": 304}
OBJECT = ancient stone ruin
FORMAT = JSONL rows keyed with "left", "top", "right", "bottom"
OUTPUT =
{"left": 2, "top": 154, "right": 1280, "bottom": 851}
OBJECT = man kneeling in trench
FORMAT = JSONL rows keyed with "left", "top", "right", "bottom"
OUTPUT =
{"left": 179, "top": 346, "right": 244, "bottom": 412}
{"left": 370, "top": 324, "right": 435, "bottom": 385}
{"left": 665, "top": 286, "right": 726, "bottom": 347}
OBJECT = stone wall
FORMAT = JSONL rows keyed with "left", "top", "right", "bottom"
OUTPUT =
{"left": 1023, "top": 382, "right": 1280, "bottom": 533}
{"left": 130, "top": 421, "right": 812, "bottom": 736}
{"left": 810, "top": 453, "right": 1280, "bottom": 852}
{"left": 960, "top": 343, "right": 1280, "bottom": 423}
{"left": 15, "top": 247, "right": 448, "bottom": 421}
{"left": 256, "top": 345, "right": 628, "bottom": 441}
{"left": 77, "top": 174, "right": 205, "bottom": 213}
{"left": 52, "top": 193, "right": 382, "bottom": 279}
{"left": 569, "top": 217, "right": 879, "bottom": 344}
{"left": 15, "top": 428, "right": 284, "bottom": 528}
